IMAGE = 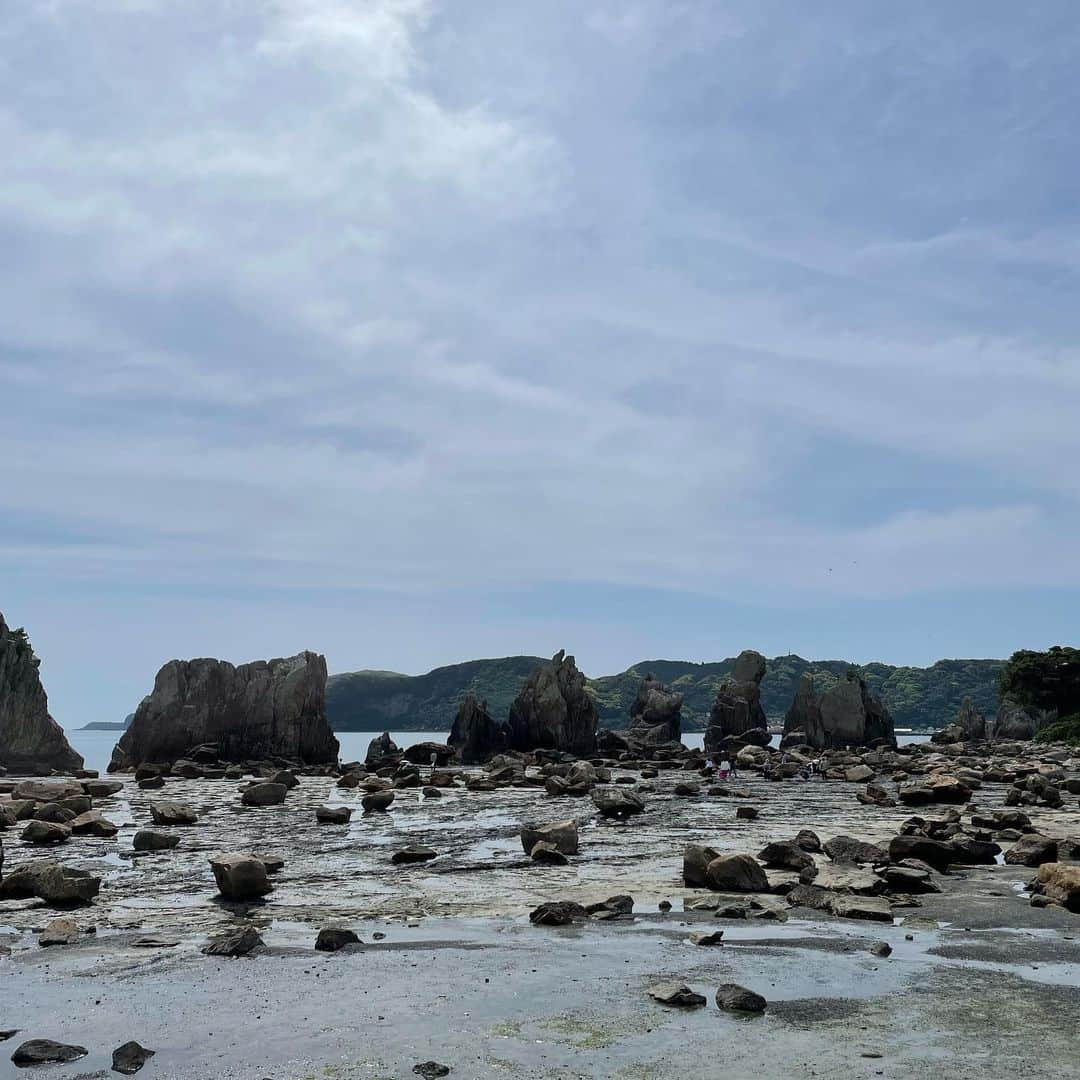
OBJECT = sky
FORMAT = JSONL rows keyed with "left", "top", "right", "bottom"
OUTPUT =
{"left": 2, "top": 1, "right": 1079, "bottom": 725}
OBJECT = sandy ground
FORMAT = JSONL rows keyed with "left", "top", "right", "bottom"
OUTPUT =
{"left": 2, "top": 766, "right": 1079, "bottom": 1078}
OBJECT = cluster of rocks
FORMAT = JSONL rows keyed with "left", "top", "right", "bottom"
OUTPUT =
{"left": 8, "top": 1038, "right": 154, "bottom": 1073}
{"left": 781, "top": 669, "right": 896, "bottom": 750}
{"left": 704, "top": 650, "right": 771, "bottom": 753}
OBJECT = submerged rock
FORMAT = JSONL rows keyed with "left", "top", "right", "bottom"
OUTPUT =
{"left": 201, "top": 925, "right": 264, "bottom": 957}
{"left": 0, "top": 614, "right": 83, "bottom": 774}
{"left": 648, "top": 982, "right": 706, "bottom": 1007}
{"left": 110, "top": 651, "right": 338, "bottom": 770}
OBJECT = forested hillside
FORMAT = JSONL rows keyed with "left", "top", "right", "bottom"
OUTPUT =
{"left": 326, "top": 654, "right": 1004, "bottom": 732}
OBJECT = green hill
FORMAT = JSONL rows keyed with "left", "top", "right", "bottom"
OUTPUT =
{"left": 326, "top": 654, "right": 1004, "bottom": 733}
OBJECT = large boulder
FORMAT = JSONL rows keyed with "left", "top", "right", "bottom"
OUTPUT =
{"left": 626, "top": 675, "right": 683, "bottom": 745}
{"left": 811, "top": 671, "right": 896, "bottom": 749}
{"left": 209, "top": 853, "right": 273, "bottom": 900}
{"left": 703, "top": 650, "right": 769, "bottom": 753}
{"left": 110, "top": 651, "right": 338, "bottom": 770}
{"left": 448, "top": 695, "right": 506, "bottom": 764}
{"left": 781, "top": 673, "right": 822, "bottom": 748}
{"left": 0, "top": 860, "right": 101, "bottom": 904}
{"left": 520, "top": 820, "right": 579, "bottom": 856}
{"left": 932, "top": 697, "right": 986, "bottom": 744}
{"left": 0, "top": 613, "right": 83, "bottom": 774}
{"left": 987, "top": 699, "right": 1053, "bottom": 742}
{"left": 505, "top": 651, "right": 597, "bottom": 757}
{"left": 1032, "top": 862, "right": 1080, "bottom": 912}
{"left": 365, "top": 731, "right": 400, "bottom": 767}
{"left": 704, "top": 853, "right": 770, "bottom": 892}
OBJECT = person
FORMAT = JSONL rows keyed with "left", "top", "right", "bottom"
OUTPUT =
{"left": 726, "top": 751, "right": 739, "bottom": 778}
{"left": 762, "top": 756, "right": 773, "bottom": 781}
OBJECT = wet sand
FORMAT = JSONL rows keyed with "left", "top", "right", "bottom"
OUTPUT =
{"left": 2, "top": 765, "right": 1079, "bottom": 1078}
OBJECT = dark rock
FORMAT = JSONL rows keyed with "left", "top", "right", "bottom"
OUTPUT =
{"left": 781, "top": 674, "right": 822, "bottom": 749}
{"left": 648, "top": 983, "right": 706, "bottom": 1007}
{"left": 209, "top": 853, "right": 272, "bottom": 900}
{"left": 413, "top": 1063, "right": 450, "bottom": 1079}
{"left": 1004, "top": 834, "right": 1058, "bottom": 867}
{"left": 530, "top": 841, "right": 569, "bottom": 865}
{"left": 315, "top": 928, "right": 361, "bottom": 952}
{"left": 888, "top": 836, "right": 954, "bottom": 872}
{"left": 757, "top": 841, "right": 814, "bottom": 871}
{"left": 715, "top": 983, "right": 766, "bottom": 1013}
{"left": 528, "top": 900, "right": 588, "bottom": 926}
{"left": 0, "top": 614, "right": 84, "bottom": 774}
{"left": 816, "top": 671, "right": 896, "bottom": 749}
{"left": 365, "top": 732, "right": 400, "bottom": 766}
{"left": 69, "top": 810, "right": 119, "bottom": 837}
{"left": 704, "top": 853, "right": 769, "bottom": 892}
{"left": 590, "top": 785, "right": 644, "bottom": 818}
{"left": 315, "top": 805, "right": 352, "bottom": 825}
{"left": 149, "top": 801, "right": 198, "bottom": 826}
{"left": 201, "top": 925, "right": 264, "bottom": 956}
{"left": 704, "top": 651, "right": 768, "bottom": 754}
{"left": 690, "top": 931, "right": 725, "bottom": 946}
{"left": 110, "top": 651, "right": 337, "bottom": 770}
{"left": 11, "top": 1039, "right": 88, "bottom": 1067}
{"left": 520, "top": 820, "right": 579, "bottom": 856}
{"left": 112, "top": 1041, "right": 155, "bottom": 1075}
{"left": 988, "top": 699, "right": 1053, "bottom": 741}
{"left": 0, "top": 861, "right": 101, "bottom": 904}
{"left": 949, "top": 836, "right": 1000, "bottom": 865}
{"left": 391, "top": 845, "right": 438, "bottom": 864}
{"left": 362, "top": 790, "right": 395, "bottom": 812}
{"left": 876, "top": 866, "right": 941, "bottom": 894}
{"left": 133, "top": 830, "right": 179, "bottom": 852}
{"left": 735, "top": 806, "right": 758, "bottom": 820}
{"left": 402, "top": 741, "right": 456, "bottom": 766}
{"left": 869, "top": 941, "right": 892, "bottom": 957}
{"left": 449, "top": 696, "right": 506, "bottom": 764}
{"left": 823, "top": 836, "right": 887, "bottom": 865}
{"left": 241, "top": 782, "right": 288, "bottom": 807}
{"left": 83, "top": 780, "right": 123, "bottom": 798}
{"left": 794, "top": 828, "right": 822, "bottom": 853}
{"left": 505, "top": 651, "right": 598, "bottom": 757}
{"left": 683, "top": 844, "right": 720, "bottom": 887}
{"left": 21, "top": 820, "right": 70, "bottom": 845}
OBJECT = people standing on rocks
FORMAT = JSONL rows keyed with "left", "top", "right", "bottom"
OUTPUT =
{"left": 762, "top": 757, "right": 773, "bottom": 781}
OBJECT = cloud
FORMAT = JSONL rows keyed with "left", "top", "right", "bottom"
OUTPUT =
{"left": 2, "top": 1, "right": 1079, "bottom": 706}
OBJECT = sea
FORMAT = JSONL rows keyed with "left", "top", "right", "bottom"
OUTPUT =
{"left": 67, "top": 728, "right": 930, "bottom": 777}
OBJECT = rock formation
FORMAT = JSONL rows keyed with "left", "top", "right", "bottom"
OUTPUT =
{"left": 781, "top": 673, "right": 821, "bottom": 748}
{"left": 0, "top": 613, "right": 83, "bottom": 774}
{"left": 703, "top": 650, "right": 769, "bottom": 753}
{"left": 505, "top": 650, "right": 597, "bottom": 757}
{"left": 109, "top": 652, "right": 338, "bottom": 770}
{"left": 932, "top": 696, "right": 987, "bottom": 743}
{"left": 448, "top": 694, "right": 506, "bottom": 763}
{"left": 626, "top": 674, "right": 683, "bottom": 744}
{"left": 986, "top": 699, "right": 1053, "bottom": 741}
{"left": 814, "top": 671, "right": 896, "bottom": 749}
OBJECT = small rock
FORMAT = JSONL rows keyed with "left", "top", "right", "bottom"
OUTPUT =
{"left": 690, "top": 931, "right": 725, "bottom": 946}
{"left": 149, "top": 801, "right": 198, "bottom": 826}
{"left": 241, "top": 782, "right": 288, "bottom": 807}
{"left": 362, "top": 790, "right": 395, "bottom": 812}
{"left": 38, "top": 917, "right": 79, "bottom": 947}
{"left": 20, "top": 820, "right": 70, "bottom": 845}
{"left": 529, "top": 901, "right": 588, "bottom": 926}
{"left": 530, "top": 841, "right": 569, "bottom": 865}
{"left": 869, "top": 941, "right": 893, "bottom": 958}
{"left": 391, "top": 846, "right": 438, "bottom": 865}
{"left": 315, "top": 928, "right": 361, "bottom": 952}
{"left": 413, "top": 1064, "right": 450, "bottom": 1079}
{"left": 112, "top": 1041, "right": 155, "bottom": 1075}
{"left": 201, "top": 925, "right": 264, "bottom": 957}
{"left": 735, "top": 806, "right": 758, "bottom": 820}
{"left": 648, "top": 982, "right": 706, "bottom": 1007}
{"left": 315, "top": 805, "right": 352, "bottom": 825}
{"left": 133, "top": 830, "right": 180, "bottom": 852}
{"left": 715, "top": 983, "right": 767, "bottom": 1013}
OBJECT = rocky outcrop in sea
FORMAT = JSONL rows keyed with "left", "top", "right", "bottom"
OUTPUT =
{"left": 626, "top": 674, "right": 683, "bottom": 745}
{"left": 505, "top": 650, "right": 597, "bottom": 757}
{"left": 0, "top": 613, "right": 83, "bottom": 774}
{"left": 448, "top": 695, "right": 506, "bottom": 763}
{"left": 782, "top": 669, "right": 896, "bottom": 749}
{"left": 109, "top": 652, "right": 338, "bottom": 770}
{"left": 704, "top": 650, "right": 769, "bottom": 753}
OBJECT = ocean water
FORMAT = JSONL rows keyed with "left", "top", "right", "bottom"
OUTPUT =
{"left": 66, "top": 728, "right": 929, "bottom": 776}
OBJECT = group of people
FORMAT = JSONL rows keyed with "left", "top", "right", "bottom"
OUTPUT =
{"left": 705, "top": 750, "right": 822, "bottom": 782}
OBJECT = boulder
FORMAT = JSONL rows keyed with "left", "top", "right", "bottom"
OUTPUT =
{"left": 21, "top": 820, "right": 70, "bottom": 845}
{"left": 794, "top": 829, "right": 822, "bottom": 853}
{"left": 816, "top": 671, "right": 897, "bottom": 749}
{"left": 12, "top": 779, "right": 84, "bottom": 802}
{"left": 505, "top": 651, "right": 598, "bottom": 757}
{"left": 683, "top": 844, "right": 721, "bottom": 887}
{"left": 110, "top": 651, "right": 338, "bottom": 770}
{"left": 315, "top": 805, "right": 352, "bottom": 825}
{"left": 10, "top": 1040, "right": 88, "bottom": 1066}
{"left": 365, "top": 732, "right": 400, "bottom": 767}
{"left": 1032, "top": 862, "right": 1080, "bottom": 912}
{"left": 987, "top": 699, "right": 1053, "bottom": 741}
{"left": 209, "top": 853, "right": 273, "bottom": 900}
{"left": 402, "top": 742, "right": 456, "bottom": 766}
{"left": 112, "top": 1042, "right": 155, "bottom": 1075}
{"left": 781, "top": 674, "right": 822, "bottom": 749}
{"left": 391, "top": 845, "right": 438, "bottom": 864}
{"left": 530, "top": 841, "right": 569, "bottom": 865}
{"left": 528, "top": 900, "right": 588, "bottom": 926}
{"left": 133, "top": 830, "right": 180, "bottom": 852}
{"left": 704, "top": 853, "right": 770, "bottom": 892}
{"left": 1004, "top": 834, "right": 1058, "bottom": 867}
{"left": 888, "top": 836, "right": 954, "bottom": 872}
{"left": 39, "top": 916, "right": 79, "bottom": 946}
{"left": 0, "top": 861, "right": 100, "bottom": 904}
{"left": 362, "top": 790, "right": 395, "bottom": 812}
{"left": 757, "top": 841, "right": 814, "bottom": 872}
{"left": 627, "top": 675, "right": 683, "bottom": 744}
{"left": 241, "top": 782, "right": 288, "bottom": 807}
{"left": 0, "top": 614, "right": 84, "bottom": 773}
{"left": 520, "top": 820, "right": 579, "bottom": 856}
{"left": 932, "top": 697, "right": 986, "bottom": 743}
{"left": 149, "top": 801, "right": 198, "bottom": 826}
{"left": 201, "top": 925, "right": 264, "bottom": 956}
{"left": 68, "top": 811, "right": 119, "bottom": 837}
{"left": 715, "top": 983, "right": 767, "bottom": 1013}
{"left": 448, "top": 696, "right": 506, "bottom": 764}
{"left": 315, "top": 928, "right": 361, "bottom": 952}
{"left": 590, "top": 786, "right": 645, "bottom": 818}
{"left": 823, "top": 836, "right": 887, "bottom": 865}
{"left": 82, "top": 780, "right": 123, "bottom": 798}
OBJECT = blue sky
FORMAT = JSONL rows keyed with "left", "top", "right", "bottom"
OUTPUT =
{"left": 2, "top": 2, "right": 1078, "bottom": 725}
